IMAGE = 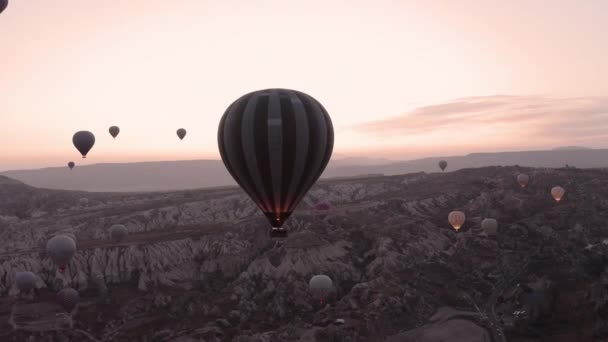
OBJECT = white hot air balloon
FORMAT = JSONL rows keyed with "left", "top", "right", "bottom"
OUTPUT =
{"left": 46, "top": 235, "right": 77, "bottom": 273}
{"left": 481, "top": 218, "right": 498, "bottom": 236}
{"left": 110, "top": 224, "right": 128, "bottom": 242}
{"left": 15, "top": 271, "right": 36, "bottom": 294}
{"left": 309, "top": 275, "right": 333, "bottom": 305}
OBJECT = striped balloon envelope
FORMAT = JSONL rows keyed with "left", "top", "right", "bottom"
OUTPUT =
{"left": 218, "top": 89, "right": 334, "bottom": 236}
{"left": 57, "top": 288, "right": 80, "bottom": 312}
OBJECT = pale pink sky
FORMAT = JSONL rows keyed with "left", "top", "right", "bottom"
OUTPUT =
{"left": 1, "top": 0, "right": 607, "bottom": 170}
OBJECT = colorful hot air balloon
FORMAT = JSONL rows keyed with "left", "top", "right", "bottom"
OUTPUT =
{"left": 309, "top": 275, "right": 333, "bottom": 305}
{"left": 0, "top": 0, "right": 7, "bottom": 15}
{"left": 177, "top": 128, "right": 187, "bottom": 140}
{"left": 481, "top": 218, "right": 498, "bottom": 236}
{"left": 57, "top": 288, "right": 80, "bottom": 313}
{"left": 46, "top": 235, "right": 76, "bottom": 273}
{"left": 439, "top": 160, "right": 448, "bottom": 171}
{"left": 110, "top": 224, "right": 128, "bottom": 242}
{"left": 551, "top": 186, "right": 565, "bottom": 202}
{"left": 72, "top": 131, "right": 95, "bottom": 158}
{"left": 15, "top": 271, "right": 36, "bottom": 294}
{"left": 109, "top": 126, "right": 120, "bottom": 139}
{"left": 68, "top": 161, "right": 75, "bottom": 170}
{"left": 517, "top": 174, "right": 529, "bottom": 188}
{"left": 218, "top": 89, "right": 334, "bottom": 238}
{"left": 448, "top": 211, "right": 466, "bottom": 231}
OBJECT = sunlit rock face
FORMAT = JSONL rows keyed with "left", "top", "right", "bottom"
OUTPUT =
{"left": 0, "top": 166, "right": 604, "bottom": 341}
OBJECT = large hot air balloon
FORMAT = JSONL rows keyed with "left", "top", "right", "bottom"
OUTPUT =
{"left": 109, "top": 126, "right": 120, "bottom": 139}
{"left": 448, "top": 211, "right": 466, "bottom": 231}
{"left": 218, "top": 89, "right": 334, "bottom": 238}
{"left": 481, "top": 218, "right": 498, "bottom": 236}
{"left": 551, "top": 186, "right": 565, "bottom": 202}
{"left": 68, "top": 161, "right": 75, "bottom": 170}
{"left": 57, "top": 288, "right": 80, "bottom": 312}
{"left": 110, "top": 224, "right": 128, "bottom": 242}
{"left": 517, "top": 173, "right": 529, "bottom": 188}
{"left": 15, "top": 271, "right": 36, "bottom": 294}
{"left": 177, "top": 128, "right": 187, "bottom": 140}
{"left": 0, "top": 0, "right": 7, "bottom": 15}
{"left": 309, "top": 274, "right": 333, "bottom": 305}
{"left": 439, "top": 160, "right": 448, "bottom": 171}
{"left": 72, "top": 131, "right": 95, "bottom": 158}
{"left": 46, "top": 235, "right": 76, "bottom": 273}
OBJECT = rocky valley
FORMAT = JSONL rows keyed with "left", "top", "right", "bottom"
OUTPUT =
{"left": 0, "top": 166, "right": 607, "bottom": 341}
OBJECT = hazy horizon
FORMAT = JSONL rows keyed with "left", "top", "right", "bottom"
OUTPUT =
{"left": 1, "top": 0, "right": 607, "bottom": 170}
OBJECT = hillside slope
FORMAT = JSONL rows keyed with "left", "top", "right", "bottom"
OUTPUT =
{"left": 3, "top": 149, "right": 608, "bottom": 192}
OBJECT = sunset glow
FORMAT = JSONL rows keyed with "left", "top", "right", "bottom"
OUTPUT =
{"left": 1, "top": 0, "right": 607, "bottom": 170}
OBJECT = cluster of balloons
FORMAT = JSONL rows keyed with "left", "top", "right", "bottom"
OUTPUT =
{"left": 68, "top": 127, "right": 188, "bottom": 169}
{"left": 70, "top": 89, "right": 332, "bottom": 239}
{"left": 446, "top": 173, "right": 566, "bottom": 234}
{"left": 16, "top": 222, "right": 129, "bottom": 312}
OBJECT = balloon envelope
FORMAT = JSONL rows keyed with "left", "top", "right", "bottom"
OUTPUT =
{"left": 517, "top": 174, "right": 529, "bottom": 188}
{"left": 439, "top": 160, "right": 447, "bottom": 171}
{"left": 109, "top": 126, "right": 120, "bottom": 138}
{"left": 46, "top": 235, "right": 76, "bottom": 269}
{"left": 481, "top": 218, "right": 498, "bottom": 236}
{"left": 15, "top": 271, "right": 36, "bottom": 293}
{"left": 309, "top": 275, "right": 333, "bottom": 302}
{"left": 448, "top": 211, "right": 466, "bottom": 231}
{"left": 551, "top": 186, "right": 565, "bottom": 202}
{"left": 110, "top": 224, "right": 128, "bottom": 241}
{"left": 72, "top": 131, "right": 95, "bottom": 158}
{"left": 68, "top": 162, "right": 75, "bottom": 170}
{"left": 177, "top": 128, "right": 187, "bottom": 140}
{"left": 0, "top": 0, "right": 7, "bottom": 14}
{"left": 218, "top": 89, "right": 334, "bottom": 230}
{"left": 57, "top": 288, "right": 79, "bottom": 312}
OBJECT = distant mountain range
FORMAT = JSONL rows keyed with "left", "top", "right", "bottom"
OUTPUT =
{"left": 2, "top": 148, "right": 607, "bottom": 192}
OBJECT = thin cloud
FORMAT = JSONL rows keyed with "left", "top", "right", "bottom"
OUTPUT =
{"left": 355, "top": 96, "right": 608, "bottom": 141}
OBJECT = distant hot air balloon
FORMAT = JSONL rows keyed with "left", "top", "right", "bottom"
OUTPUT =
{"left": 57, "top": 288, "right": 80, "bottom": 312}
{"left": 439, "top": 160, "right": 448, "bottom": 171}
{"left": 109, "top": 126, "right": 120, "bottom": 139}
{"left": 46, "top": 235, "right": 76, "bottom": 273}
{"left": 72, "top": 131, "right": 95, "bottom": 158}
{"left": 0, "top": 0, "right": 7, "bottom": 15}
{"left": 517, "top": 173, "right": 529, "bottom": 188}
{"left": 218, "top": 89, "right": 334, "bottom": 238}
{"left": 309, "top": 275, "right": 333, "bottom": 305}
{"left": 316, "top": 202, "right": 331, "bottom": 211}
{"left": 68, "top": 162, "right": 75, "bottom": 170}
{"left": 177, "top": 128, "right": 187, "bottom": 140}
{"left": 15, "top": 271, "right": 36, "bottom": 294}
{"left": 448, "top": 211, "right": 466, "bottom": 231}
{"left": 79, "top": 198, "right": 89, "bottom": 206}
{"left": 551, "top": 186, "right": 565, "bottom": 202}
{"left": 481, "top": 218, "right": 498, "bottom": 236}
{"left": 110, "top": 224, "right": 128, "bottom": 242}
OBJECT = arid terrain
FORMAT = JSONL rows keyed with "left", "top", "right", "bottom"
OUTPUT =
{"left": 0, "top": 166, "right": 607, "bottom": 341}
